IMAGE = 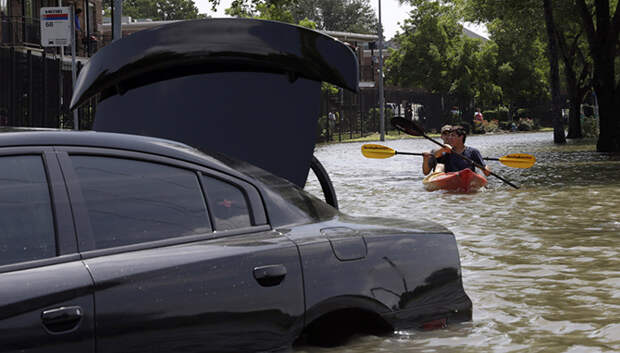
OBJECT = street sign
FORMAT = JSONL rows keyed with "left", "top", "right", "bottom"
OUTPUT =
{"left": 40, "top": 7, "right": 71, "bottom": 47}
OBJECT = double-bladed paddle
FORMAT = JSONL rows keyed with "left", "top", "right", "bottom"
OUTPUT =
{"left": 390, "top": 117, "right": 522, "bottom": 189}
{"left": 361, "top": 144, "right": 536, "bottom": 169}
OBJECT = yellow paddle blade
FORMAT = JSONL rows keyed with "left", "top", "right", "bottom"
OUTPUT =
{"left": 361, "top": 144, "right": 396, "bottom": 159}
{"left": 498, "top": 153, "right": 536, "bottom": 168}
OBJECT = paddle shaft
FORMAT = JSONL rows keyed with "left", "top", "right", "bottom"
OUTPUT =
{"left": 399, "top": 150, "right": 508, "bottom": 162}
{"left": 396, "top": 151, "right": 425, "bottom": 156}
{"left": 423, "top": 134, "right": 520, "bottom": 189}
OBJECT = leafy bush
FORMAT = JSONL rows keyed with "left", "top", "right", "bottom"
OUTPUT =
{"left": 483, "top": 110, "right": 497, "bottom": 120}
{"left": 483, "top": 107, "right": 509, "bottom": 121}
{"left": 474, "top": 119, "right": 500, "bottom": 134}
{"left": 498, "top": 106, "right": 509, "bottom": 120}
{"left": 484, "top": 119, "right": 500, "bottom": 133}
{"left": 317, "top": 114, "right": 328, "bottom": 141}
{"left": 581, "top": 115, "right": 598, "bottom": 138}
{"left": 473, "top": 120, "right": 485, "bottom": 134}
{"left": 516, "top": 108, "right": 532, "bottom": 119}
{"left": 498, "top": 121, "right": 515, "bottom": 131}
{"left": 517, "top": 117, "right": 536, "bottom": 131}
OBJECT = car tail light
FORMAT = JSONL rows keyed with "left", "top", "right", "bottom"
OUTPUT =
{"left": 421, "top": 318, "right": 447, "bottom": 330}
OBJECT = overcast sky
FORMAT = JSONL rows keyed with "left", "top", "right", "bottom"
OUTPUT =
{"left": 194, "top": 0, "right": 487, "bottom": 40}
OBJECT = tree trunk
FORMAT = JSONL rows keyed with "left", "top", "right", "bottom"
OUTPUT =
{"left": 592, "top": 25, "right": 619, "bottom": 151}
{"left": 543, "top": 0, "right": 566, "bottom": 144}
{"left": 567, "top": 97, "right": 583, "bottom": 138}
{"left": 576, "top": 0, "right": 620, "bottom": 152}
{"left": 594, "top": 80, "right": 620, "bottom": 151}
{"left": 564, "top": 67, "right": 583, "bottom": 138}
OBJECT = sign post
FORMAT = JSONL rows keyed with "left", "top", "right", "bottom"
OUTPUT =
{"left": 40, "top": 7, "right": 71, "bottom": 47}
{"left": 40, "top": 6, "right": 79, "bottom": 130}
{"left": 70, "top": 6, "right": 78, "bottom": 130}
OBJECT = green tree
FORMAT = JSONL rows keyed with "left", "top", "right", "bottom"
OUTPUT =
{"left": 287, "top": 0, "right": 377, "bottom": 33}
{"left": 472, "top": 41, "right": 503, "bottom": 109}
{"left": 450, "top": 36, "right": 483, "bottom": 121}
{"left": 119, "top": 0, "right": 202, "bottom": 20}
{"left": 553, "top": 1, "right": 592, "bottom": 139}
{"left": 388, "top": 0, "right": 547, "bottom": 122}
{"left": 225, "top": 1, "right": 294, "bottom": 22}
{"left": 223, "top": 0, "right": 377, "bottom": 33}
{"left": 488, "top": 19, "right": 549, "bottom": 121}
{"left": 462, "top": 0, "right": 620, "bottom": 150}
{"left": 460, "top": 0, "right": 565, "bottom": 141}
{"left": 385, "top": 1, "right": 462, "bottom": 100}
{"left": 206, "top": 0, "right": 295, "bottom": 12}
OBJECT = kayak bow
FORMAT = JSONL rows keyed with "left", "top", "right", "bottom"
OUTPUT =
{"left": 423, "top": 169, "right": 488, "bottom": 192}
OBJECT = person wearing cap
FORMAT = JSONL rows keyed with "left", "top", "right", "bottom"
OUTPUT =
{"left": 422, "top": 125, "right": 491, "bottom": 176}
{"left": 422, "top": 125, "right": 451, "bottom": 174}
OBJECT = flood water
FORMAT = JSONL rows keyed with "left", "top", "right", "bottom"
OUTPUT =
{"left": 299, "top": 131, "right": 619, "bottom": 353}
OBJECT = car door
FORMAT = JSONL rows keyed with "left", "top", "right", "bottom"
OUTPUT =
{"left": 0, "top": 148, "right": 95, "bottom": 353}
{"left": 57, "top": 148, "right": 305, "bottom": 353}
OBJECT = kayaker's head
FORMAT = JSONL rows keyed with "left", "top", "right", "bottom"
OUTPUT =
{"left": 440, "top": 125, "right": 453, "bottom": 142}
{"left": 452, "top": 125, "right": 467, "bottom": 143}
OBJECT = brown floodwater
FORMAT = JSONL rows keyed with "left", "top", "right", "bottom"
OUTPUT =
{"left": 299, "top": 131, "right": 620, "bottom": 353}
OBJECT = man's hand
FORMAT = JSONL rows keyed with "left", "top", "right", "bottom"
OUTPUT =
{"left": 435, "top": 144, "right": 452, "bottom": 157}
{"left": 483, "top": 166, "right": 491, "bottom": 176}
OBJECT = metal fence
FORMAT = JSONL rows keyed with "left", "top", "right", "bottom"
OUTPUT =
{"left": 317, "top": 87, "right": 447, "bottom": 143}
{"left": 0, "top": 46, "right": 95, "bottom": 129}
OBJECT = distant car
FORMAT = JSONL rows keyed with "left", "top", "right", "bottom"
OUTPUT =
{"left": 0, "top": 130, "right": 472, "bottom": 352}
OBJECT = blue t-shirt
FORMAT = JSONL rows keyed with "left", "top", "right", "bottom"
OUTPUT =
{"left": 437, "top": 146, "right": 485, "bottom": 172}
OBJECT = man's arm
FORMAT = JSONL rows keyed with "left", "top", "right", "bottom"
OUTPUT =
{"left": 471, "top": 148, "right": 491, "bottom": 176}
{"left": 422, "top": 145, "right": 451, "bottom": 175}
{"left": 422, "top": 153, "right": 435, "bottom": 175}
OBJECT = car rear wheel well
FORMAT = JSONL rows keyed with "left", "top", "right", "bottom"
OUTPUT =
{"left": 295, "top": 308, "right": 393, "bottom": 347}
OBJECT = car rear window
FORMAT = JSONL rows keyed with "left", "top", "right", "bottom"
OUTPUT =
{"left": 0, "top": 155, "right": 56, "bottom": 266}
{"left": 210, "top": 154, "right": 338, "bottom": 223}
{"left": 71, "top": 156, "right": 211, "bottom": 249}
{"left": 202, "top": 175, "right": 252, "bottom": 231}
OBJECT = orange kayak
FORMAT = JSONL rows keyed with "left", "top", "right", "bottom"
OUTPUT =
{"left": 423, "top": 168, "right": 487, "bottom": 192}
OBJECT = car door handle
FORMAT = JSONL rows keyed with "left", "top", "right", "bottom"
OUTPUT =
{"left": 41, "top": 306, "right": 83, "bottom": 334}
{"left": 253, "top": 264, "right": 287, "bottom": 287}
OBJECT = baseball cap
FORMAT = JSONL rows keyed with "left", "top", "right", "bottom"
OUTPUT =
{"left": 440, "top": 125, "right": 453, "bottom": 133}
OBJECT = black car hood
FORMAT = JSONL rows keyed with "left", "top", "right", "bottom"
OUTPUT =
{"left": 70, "top": 19, "right": 359, "bottom": 187}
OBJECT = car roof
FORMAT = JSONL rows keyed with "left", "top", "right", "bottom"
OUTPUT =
{"left": 0, "top": 129, "right": 241, "bottom": 174}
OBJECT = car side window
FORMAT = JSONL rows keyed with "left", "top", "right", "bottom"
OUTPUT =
{"left": 71, "top": 156, "right": 211, "bottom": 249}
{"left": 0, "top": 155, "right": 56, "bottom": 266}
{"left": 202, "top": 175, "right": 252, "bottom": 231}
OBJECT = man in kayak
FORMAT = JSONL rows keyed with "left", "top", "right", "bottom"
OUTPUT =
{"left": 422, "top": 125, "right": 491, "bottom": 176}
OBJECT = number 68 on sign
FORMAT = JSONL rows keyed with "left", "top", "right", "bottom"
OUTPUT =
{"left": 40, "top": 7, "right": 71, "bottom": 47}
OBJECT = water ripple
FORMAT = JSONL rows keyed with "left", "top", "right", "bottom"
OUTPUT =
{"left": 300, "top": 132, "right": 620, "bottom": 353}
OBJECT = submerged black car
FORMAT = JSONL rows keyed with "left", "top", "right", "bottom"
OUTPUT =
{"left": 0, "top": 130, "right": 471, "bottom": 352}
{"left": 1, "top": 19, "right": 472, "bottom": 352}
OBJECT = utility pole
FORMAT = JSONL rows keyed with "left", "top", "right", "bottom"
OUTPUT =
{"left": 377, "top": 0, "right": 385, "bottom": 141}
{"left": 70, "top": 4, "right": 78, "bottom": 129}
{"left": 112, "top": 0, "right": 122, "bottom": 41}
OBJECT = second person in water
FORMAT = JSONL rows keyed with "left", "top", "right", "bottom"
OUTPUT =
{"left": 422, "top": 125, "right": 492, "bottom": 176}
